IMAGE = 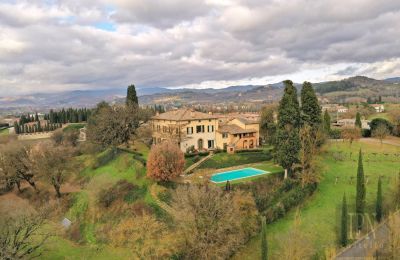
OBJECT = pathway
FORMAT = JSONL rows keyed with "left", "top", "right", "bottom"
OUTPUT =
{"left": 184, "top": 153, "right": 213, "bottom": 174}
{"left": 149, "top": 184, "right": 175, "bottom": 215}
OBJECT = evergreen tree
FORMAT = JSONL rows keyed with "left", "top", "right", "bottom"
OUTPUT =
{"left": 260, "top": 106, "right": 276, "bottom": 145}
{"left": 13, "top": 122, "right": 19, "bottom": 134}
{"left": 340, "top": 193, "right": 348, "bottom": 247}
{"left": 376, "top": 176, "right": 383, "bottom": 222}
{"left": 356, "top": 149, "right": 366, "bottom": 231}
{"left": 261, "top": 216, "right": 268, "bottom": 260}
{"left": 323, "top": 110, "right": 331, "bottom": 133}
{"left": 275, "top": 80, "right": 301, "bottom": 178}
{"left": 300, "top": 82, "right": 321, "bottom": 128}
{"left": 34, "top": 112, "right": 39, "bottom": 122}
{"left": 355, "top": 112, "right": 362, "bottom": 128}
{"left": 126, "top": 84, "right": 138, "bottom": 106}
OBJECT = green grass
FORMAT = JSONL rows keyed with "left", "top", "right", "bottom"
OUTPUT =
{"left": 0, "top": 128, "right": 9, "bottom": 135}
{"left": 185, "top": 154, "right": 208, "bottom": 169}
{"left": 199, "top": 150, "right": 272, "bottom": 169}
{"left": 63, "top": 123, "right": 86, "bottom": 132}
{"left": 234, "top": 140, "right": 400, "bottom": 259}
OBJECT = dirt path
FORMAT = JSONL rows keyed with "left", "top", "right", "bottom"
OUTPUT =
{"left": 360, "top": 137, "right": 400, "bottom": 147}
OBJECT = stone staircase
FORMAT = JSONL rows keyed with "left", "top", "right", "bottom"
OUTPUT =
{"left": 184, "top": 153, "right": 213, "bottom": 174}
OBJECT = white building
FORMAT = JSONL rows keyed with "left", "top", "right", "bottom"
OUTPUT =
{"left": 371, "top": 104, "right": 384, "bottom": 113}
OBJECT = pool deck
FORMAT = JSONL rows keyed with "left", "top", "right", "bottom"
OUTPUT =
{"left": 210, "top": 167, "right": 269, "bottom": 184}
{"left": 178, "top": 162, "right": 279, "bottom": 185}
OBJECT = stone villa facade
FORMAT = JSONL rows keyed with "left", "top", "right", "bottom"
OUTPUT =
{"left": 150, "top": 108, "right": 259, "bottom": 153}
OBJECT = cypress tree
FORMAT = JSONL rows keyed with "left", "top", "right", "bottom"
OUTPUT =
{"left": 14, "top": 122, "right": 19, "bottom": 134}
{"left": 323, "top": 110, "right": 331, "bottom": 133}
{"left": 34, "top": 112, "right": 39, "bottom": 122}
{"left": 355, "top": 112, "right": 362, "bottom": 128}
{"left": 375, "top": 176, "right": 383, "bottom": 222}
{"left": 300, "top": 81, "right": 322, "bottom": 128}
{"left": 126, "top": 84, "right": 138, "bottom": 106}
{"left": 356, "top": 149, "right": 366, "bottom": 231}
{"left": 275, "top": 80, "right": 301, "bottom": 178}
{"left": 261, "top": 216, "right": 268, "bottom": 260}
{"left": 341, "top": 193, "right": 348, "bottom": 247}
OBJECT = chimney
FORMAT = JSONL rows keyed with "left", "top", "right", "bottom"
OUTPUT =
{"left": 156, "top": 112, "right": 160, "bottom": 116}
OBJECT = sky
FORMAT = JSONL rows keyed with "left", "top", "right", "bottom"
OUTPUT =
{"left": 1, "top": 0, "right": 400, "bottom": 96}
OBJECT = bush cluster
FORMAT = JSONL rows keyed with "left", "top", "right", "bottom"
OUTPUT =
{"left": 98, "top": 180, "right": 146, "bottom": 208}
{"left": 92, "top": 147, "right": 118, "bottom": 169}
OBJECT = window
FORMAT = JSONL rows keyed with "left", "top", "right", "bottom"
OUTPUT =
{"left": 222, "top": 133, "right": 228, "bottom": 138}
{"left": 196, "top": 125, "right": 204, "bottom": 133}
{"left": 187, "top": 127, "right": 193, "bottom": 134}
{"left": 207, "top": 125, "right": 214, "bottom": 132}
{"left": 208, "top": 140, "right": 214, "bottom": 148}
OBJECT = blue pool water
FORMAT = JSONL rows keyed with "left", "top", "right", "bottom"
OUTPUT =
{"left": 210, "top": 167, "right": 269, "bottom": 183}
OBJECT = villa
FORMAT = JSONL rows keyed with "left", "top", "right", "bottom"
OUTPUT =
{"left": 150, "top": 108, "right": 260, "bottom": 153}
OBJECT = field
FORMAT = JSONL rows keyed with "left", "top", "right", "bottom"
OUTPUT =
{"left": 234, "top": 139, "right": 400, "bottom": 259}
{"left": 0, "top": 128, "right": 9, "bottom": 135}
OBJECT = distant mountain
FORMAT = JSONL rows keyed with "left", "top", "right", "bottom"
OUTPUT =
{"left": 1, "top": 76, "right": 399, "bottom": 112}
{"left": 384, "top": 77, "right": 400, "bottom": 84}
{"left": 0, "top": 88, "right": 126, "bottom": 110}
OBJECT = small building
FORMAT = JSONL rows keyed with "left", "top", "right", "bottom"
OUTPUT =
{"left": 334, "top": 119, "right": 370, "bottom": 129}
{"left": 371, "top": 104, "right": 384, "bottom": 113}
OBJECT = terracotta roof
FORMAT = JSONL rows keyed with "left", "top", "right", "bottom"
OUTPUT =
{"left": 151, "top": 108, "right": 217, "bottom": 121}
{"left": 217, "top": 124, "right": 256, "bottom": 134}
{"left": 234, "top": 117, "right": 259, "bottom": 125}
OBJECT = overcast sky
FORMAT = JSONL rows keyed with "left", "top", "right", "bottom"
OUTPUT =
{"left": 1, "top": 0, "right": 400, "bottom": 95}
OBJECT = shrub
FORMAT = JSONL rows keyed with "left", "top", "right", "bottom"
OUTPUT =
{"left": 147, "top": 140, "right": 185, "bottom": 182}
{"left": 133, "top": 154, "right": 147, "bottom": 166}
{"left": 329, "top": 129, "right": 342, "bottom": 139}
{"left": 98, "top": 180, "right": 145, "bottom": 208}
{"left": 370, "top": 118, "right": 394, "bottom": 134}
{"left": 362, "top": 129, "right": 371, "bottom": 137}
{"left": 158, "top": 189, "right": 172, "bottom": 204}
{"left": 92, "top": 147, "right": 118, "bottom": 169}
{"left": 123, "top": 186, "right": 147, "bottom": 203}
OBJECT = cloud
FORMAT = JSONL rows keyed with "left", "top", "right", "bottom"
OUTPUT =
{"left": 0, "top": 0, "right": 400, "bottom": 96}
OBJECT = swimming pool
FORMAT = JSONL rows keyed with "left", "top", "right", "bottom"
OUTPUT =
{"left": 210, "top": 167, "right": 269, "bottom": 183}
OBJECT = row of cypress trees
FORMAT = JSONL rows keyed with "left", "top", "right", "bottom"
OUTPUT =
{"left": 45, "top": 108, "right": 90, "bottom": 124}
{"left": 13, "top": 121, "right": 62, "bottom": 134}
{"left": 340, "top": 149, "right": 383, "bottom": 247}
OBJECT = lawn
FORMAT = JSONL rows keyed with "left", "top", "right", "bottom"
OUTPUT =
{"left": 40, "top": 143, "right": 156, "bottom": 259}
{"left": 63, "top": 123, "right": 86, "bottom": 132}
{"left": 234, "top": 139, "right": 400, "bottom": 259}
{"left": 198, "top": 149, "right": 272, "bottom": 170}
{"left": 0, "top": 128, "right": 9, "bottom": 135}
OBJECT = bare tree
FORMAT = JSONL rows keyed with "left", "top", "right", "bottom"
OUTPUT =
{"left": 171, "top": 184, "right": 259, "bottom": 259}
{"left": 372, "top": 124, "right": 390, "bottom": 144}
{"left": 341, "top": 127, "right": 361, "bottom": 146}
{"left": 0, "top": 213, "right": 49, "bottom": 259}
{"left": 32, "top": 144, "right": 73, "bottom": 198}
{"left": 0, "top": 142, "right": 37, "bottom": 192}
